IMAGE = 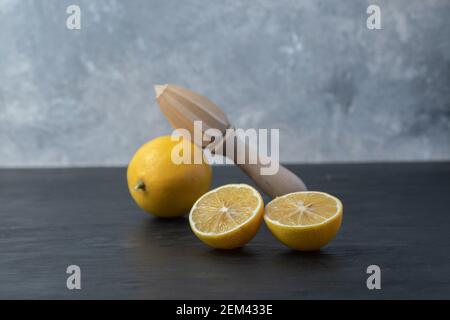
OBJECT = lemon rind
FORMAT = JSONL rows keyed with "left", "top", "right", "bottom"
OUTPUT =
{"left": 264, "top": 191, "right": 343, "bottom": 228}
{"left": 189, "top": 184, "right": 263, "bottom": 236}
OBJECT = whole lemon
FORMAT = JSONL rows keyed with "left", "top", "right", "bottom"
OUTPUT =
{"left": 127, "top": 135, "right": 212, "bottom": 217}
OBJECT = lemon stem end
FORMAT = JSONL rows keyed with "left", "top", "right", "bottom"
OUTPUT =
{"left": 134, "top": 180, "right": 146, "bottom": 192}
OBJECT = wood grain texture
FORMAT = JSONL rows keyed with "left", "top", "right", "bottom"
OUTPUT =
{"left": 0, "top": 163, "right": 449, "bottom": 299}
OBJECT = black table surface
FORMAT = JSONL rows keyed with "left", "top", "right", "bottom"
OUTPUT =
{"left": 0, "top": 162, "right": 449, "bottom": 299}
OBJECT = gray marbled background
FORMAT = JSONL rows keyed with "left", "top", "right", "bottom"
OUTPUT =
{"left": 0, "top": 0, "right": 449, "bottom": 167}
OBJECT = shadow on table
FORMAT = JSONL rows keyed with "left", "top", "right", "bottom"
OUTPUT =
{"left": 272, "top": 246, "right": 350, "bottom": 274}
{"left": 204, "top": 247, "right": 258, "bottom": 258}
{"left": 128, "top": 216, "right": 344, "bottom": 272}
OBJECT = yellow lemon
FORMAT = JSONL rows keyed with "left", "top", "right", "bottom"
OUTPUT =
{"left": 189, "top": 184, "right": 264, "bottom": 249}
{"left": 264, "top": 191, "right": 343, "bottom": 251}
{"left": 127, "top": 135, "right": 212, "bottom": 217}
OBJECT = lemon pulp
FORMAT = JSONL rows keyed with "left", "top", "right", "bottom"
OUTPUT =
{"left": 189, "top": 184, "right": 264, "bottom": 249}
{"left": 264, "top": 191, "right": 343, "bottom": 251}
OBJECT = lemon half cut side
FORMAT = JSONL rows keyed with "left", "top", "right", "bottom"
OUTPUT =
{"left": 189, "top": 184, "right": 264, "bottom": 249}
{"left": 264, "top": 191, "right": 343, "bottom": 251}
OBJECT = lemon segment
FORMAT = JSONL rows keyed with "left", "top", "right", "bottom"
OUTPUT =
{"left": 189, "top": 184, "right": 264, "bottom": 249}
{"left": 264, "top": 191, "right": 343, "bottom": 251}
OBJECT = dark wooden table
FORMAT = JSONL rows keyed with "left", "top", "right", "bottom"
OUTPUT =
{"left": 0, "top": 163, "right": 449, "bottom": 299}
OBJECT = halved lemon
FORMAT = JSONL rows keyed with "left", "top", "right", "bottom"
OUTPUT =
{"left": 189, "top": 184, "right": 264, "bottom": 249}
{"left": 264, "top": 191, "right": 343, "bottom": 251}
